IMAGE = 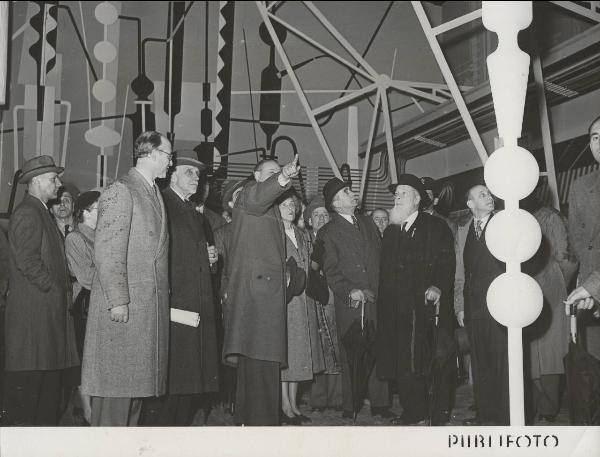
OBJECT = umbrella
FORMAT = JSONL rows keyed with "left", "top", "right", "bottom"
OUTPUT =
{"left": 420, "top": 299, "right": 458, "bottom": 426}
{"left": 342, "top": 300, "right": 376, "bottom": 422}
{"left": 564, "top": 304, "right": 600, "bottom": 425}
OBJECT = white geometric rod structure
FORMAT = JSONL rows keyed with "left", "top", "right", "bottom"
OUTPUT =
{"left": 256, "top": 1, "right": 454, "bottom": 190}
{"left": 0, "top": 2, "right": 8, "bottom": 105}
{"left": 481, "top": 1, "right": 543, "bottom": 426}
{"left": 412, "top": 1, "right": 489, "bottom": 165}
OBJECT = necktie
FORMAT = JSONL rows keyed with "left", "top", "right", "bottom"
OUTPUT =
{"left": 401, "top": 222, "right": 408, "bottom": 233}
{"left": 64, "top": 224, "right": 70, "bottom": 237}
{"left": 351, "top": 215, "right": 359, "bottom": 229}
{"left": 475, "top": 219, "right": 483, "bottom": 240}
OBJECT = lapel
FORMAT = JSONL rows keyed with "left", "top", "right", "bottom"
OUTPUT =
{"left": 586, "top": 172, "right": 600, "bottom": 242}
{"left": 163, "top": 187, "right": 202, "bottom": 241}
{"left": 129, "top": 168, "right": 162, "bottom": 219}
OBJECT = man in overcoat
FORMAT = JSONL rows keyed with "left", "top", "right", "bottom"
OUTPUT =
{"left": 223, "top": 156, "right": 300, "bottom": 426}
{"left": 316, "top": 177, "right": 391, "bottom": 419}
{"left": 2, "top": 155, "right": 79, "bottom": 425}
{"left": 568, "top": 115, "right": 600, "bottom": 359}
{"left": 455, "top": 184, "right": 508, "bottom": 425}
{"left": 376, "top": 174, "right": 456, "bottom": 425}
{"left": 140, "top": 150, "right": 219, "bottom": 426}
{"left": 82, "top": 131, "right": 171, "bottom": 426}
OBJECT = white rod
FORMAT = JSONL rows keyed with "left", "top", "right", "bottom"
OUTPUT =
{"left": 256, "top": 2, "right": 341, "bottom": 179}
{"left": 412, "top": 1, "right": 489, "bottom": 165}
{"left": 380, "top": 89, "right": 398, "bottom": 183}
{"left": 389, "top": 80, "right": 445, "bottom": 104}
{"left": 267, "top": 12, "right": 375, "bottom": 82}
{"left": 359, "top": 90, "right": 381, "bottom": 206}
{"left": 432, "top": 9, "right": 482, "bottom": 36}
{"left": 508, "top": 327, "right": 525, "bottom": 426}
{"left": 312, "top": 83, "right": 377, "bottom": 116}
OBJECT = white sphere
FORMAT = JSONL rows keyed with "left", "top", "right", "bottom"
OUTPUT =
{"left": 487, "top": 272, "right": 543, "bottom": 328}
{"left": 95, "top": 2, "right": 118, "bottom": 25}
{"left": 485, "top": 209, "right": 541, "bottom": 263}
{"left": 484, "top": 145, "right": 539, "bottom": 201}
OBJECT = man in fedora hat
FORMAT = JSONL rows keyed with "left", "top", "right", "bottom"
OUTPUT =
{"left": 2, "top": 155, "right": 79, "bottom": 425}
{"left": 316, "top": 177, "right": 392, "bottom": 419}
{"left": 82, "top": 131, "right": 171, "bottom": 426}
{"left": 376, "top": 174, "right": 456, "bottom": 425}
{"left": 140, "top": 149, "right": 220, "bottom": 426}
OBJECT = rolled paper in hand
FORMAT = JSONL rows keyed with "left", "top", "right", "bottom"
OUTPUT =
{"left": 170, "top": 308, "right": 200, "bottom": 327}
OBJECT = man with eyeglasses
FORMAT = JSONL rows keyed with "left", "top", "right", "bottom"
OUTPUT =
{"left": 376, "top": 174, "right": 456, "bottom": 425}
{"left": 316, "top": 177, "right": 392, "bottom": 420}
{"left": 2, "top": 156, "right": 79, "bottom": 425}
{"left": 82, "top": 131, "right": 171, "bottom": 426}
{"left": 140, "top": 150, "right": 220, "bottom": 426}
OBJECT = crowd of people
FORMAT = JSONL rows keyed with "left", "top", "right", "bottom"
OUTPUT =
{"left": 0, "top": 116, "right": 599, "bottom": 427}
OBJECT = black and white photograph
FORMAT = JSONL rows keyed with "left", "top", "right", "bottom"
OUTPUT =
{"left": 0, "top": 1, "right": 599, "bottom": 455}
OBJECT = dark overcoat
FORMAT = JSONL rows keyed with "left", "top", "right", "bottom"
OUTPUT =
{"left": 375, "top": 213, "right": 455, "bottom": 379}
{"left": 316, "top": 213, "right": 381, "bottom": 336}
{"left": 162, "top": 187, "right": 219, "bottom": 394}
{"left": 5, "top": 193, "right": 79, "bottom": 371}
{"left": 0, "top": 228, "right": 8, "bottom": 307}
{"left": 223, "top": 173, "right": 291, "bottom": 365}
{"left": 82, "top": 168, "right": 170, "bottom": 398}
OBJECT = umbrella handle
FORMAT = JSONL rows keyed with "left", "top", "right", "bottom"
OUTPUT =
{"left": 361, "top": 299, "right": 365, "bottom": 331}
{"left": 570, "top": 303, "right": 577, "bottom": 344}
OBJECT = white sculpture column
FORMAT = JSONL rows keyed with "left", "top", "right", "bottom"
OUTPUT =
{"left": 482, "top": 1, "right": 543, "bottom": 426}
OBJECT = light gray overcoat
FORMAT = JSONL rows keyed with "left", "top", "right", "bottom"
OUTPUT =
{"left": 81, "top": 168, "right": 169, "bottom": 398}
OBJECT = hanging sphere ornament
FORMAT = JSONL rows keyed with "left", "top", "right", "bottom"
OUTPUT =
{"left": 485, "top": 209, "right": 541, "bottom": 263}
{"left": 487, "top": 272, "right": 543, "bottom": 328}
{"left": 484, "top": 145, "right": 539, "bottom": 201}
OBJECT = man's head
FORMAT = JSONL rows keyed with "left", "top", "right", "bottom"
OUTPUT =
{"left": 49, "top": 185, "right": 77, "bottom": 221}
{"left": 304, "top": 196, "right": 329, "bottom": 233}
{"left": 589, "top": 115, "right": 600, "bottom": 164}
{"left": 169, "top": 150, "right": 207, "bottom": 200}
{"left": 19, "top": 155, "right": 64, "bottom": 203}
{"left": 466, "top": 184, "right": 495, "bottom": 218}
{"left": 388, "top": 174, "right": 431, "bottom": 224}
{"left": 323, "top": 178, "right": 356, "bottom": 215}
{"left": 371, "top": 208, "right": 389, "bottom": 235}
{"left": 253, "top": 159, "right": 281, "bottom": 183}
{"left": 420, "top": 177, "right": 437, "bottom": 210}
{"left": 134, "top": 131, "right": 172, "bottom": 179}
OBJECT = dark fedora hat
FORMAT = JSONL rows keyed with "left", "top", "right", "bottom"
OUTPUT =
{"left": 388, "top": 173, "right": 432, "bottom": 208}
{"left": 323, "top": 177, "right": 350, "bottom": 210}
{"left": 221, "top": 179, "right": 248, "bottom": 209}
{"left": 174, "top": 150, "right": 207, "bottom": 170}
{"left": 19, "top": 155, "right": 64, "bottom": 183}
{"left": 420, "top": 176, "right": 436, "bottom": 192}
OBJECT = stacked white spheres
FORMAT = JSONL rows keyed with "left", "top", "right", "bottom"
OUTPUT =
{"left": 485, "top": 209, "right": 541, "bottom": 263}
{"left": 487, "top": 272, "right": 543, "bottom": 328}
{"left": 484, "top": 145, "right": 539, "bottom": 201}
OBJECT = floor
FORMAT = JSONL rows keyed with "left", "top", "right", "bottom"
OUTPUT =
{"left": 59, "top": 381, "right": 571, "bottom": 427}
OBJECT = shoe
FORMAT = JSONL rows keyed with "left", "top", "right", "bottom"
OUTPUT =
{"left": 341, "top": 410, "right": 354, "bottom": 419}
{"left": 371, "top": 407, "right": 394, "bottom": 418}
{"left": 431, "top": 410, "right": 450, "bottom": 426}
{"left": 390, "top": 414, "right": 426, "bottom": 425}
{"left": 462, "top": 416, "right": 481, "bottom": 426}
{"left": 294, "top": 413, "right": 312, "bottom": 423}
{"left": 280, "top": 414, "right": 302, "bottom": 426}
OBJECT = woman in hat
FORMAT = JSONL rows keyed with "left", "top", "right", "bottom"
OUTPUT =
{"left": 64, "top": 190, "right": 101, "bottom": 424}
{"left": 277, "top": 189, "right": 325, "bottom": 424}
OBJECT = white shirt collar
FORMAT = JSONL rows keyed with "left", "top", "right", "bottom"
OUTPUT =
{"left": 170, "top": 186, "right": 188, "bottom": 202}
{"left": 339, "top": 213, "right": 354, "bottom": 224}
{"left": 404, "top": 210, "right": 419, "bottom": 231}
{"left": 135, "top": 167, "right": 156, "bottom": 189}
{"left": 474, "top": 213, "right": 491, "bottom": 227}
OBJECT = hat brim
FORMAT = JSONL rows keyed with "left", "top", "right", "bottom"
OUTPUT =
{"left": 175, "top": 157, "right": 207, "bottom": 170}
{"left": 19, "top": 166, "right": 65, "bottom": 184}
{"left": 222, "top": 179, "right": 248, "bottom": 208}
